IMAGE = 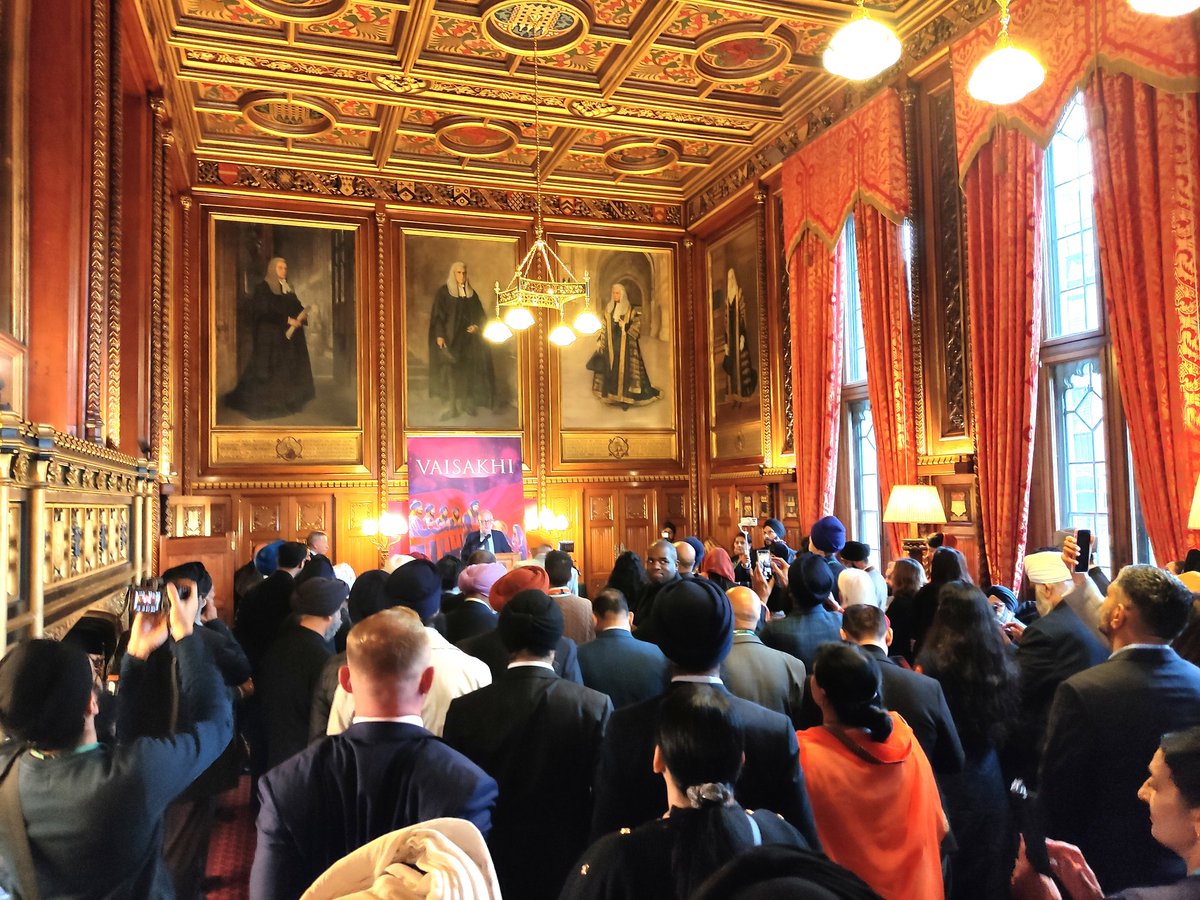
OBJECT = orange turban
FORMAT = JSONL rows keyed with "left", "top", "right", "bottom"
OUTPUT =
{"left": 489, "top": 566, "right": 550, "bottom": 611}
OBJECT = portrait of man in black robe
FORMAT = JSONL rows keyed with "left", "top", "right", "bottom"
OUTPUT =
{"left": 428, "top": 261, "right": 495, "bottom": 422}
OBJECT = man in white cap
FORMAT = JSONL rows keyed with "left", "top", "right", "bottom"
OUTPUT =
{"left": 1010, "top": 549, "right": 1109, "bottom": 783}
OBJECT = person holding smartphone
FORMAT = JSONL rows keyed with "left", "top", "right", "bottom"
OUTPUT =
{"left": 0, "top": 582, "right": 232, "bottom": 899}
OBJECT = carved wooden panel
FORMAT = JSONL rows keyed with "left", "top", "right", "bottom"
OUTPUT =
{"left": 248, "top": 499, "right": 282, "bottom": 537}
{"left": 589, "top": 495, "right": 614, "bottom": 523}
{"left": 583, "top": 489, "right": 618, "bottom": 597}
{"left": 44, "top": 504, "right": 129, "bottom": 586}
{"left": 6, "top": 501, "right": 23, "bottom": 626}
{"left": 295, "top": 499, "right": 329, "bottom": 534}
{"left": 775, "top": 194, "right": 795, "bottom": 456}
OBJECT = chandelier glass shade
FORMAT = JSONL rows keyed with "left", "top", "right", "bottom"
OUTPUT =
{"left": 967, "top": 0, "right": 1045, "bottom": 105}
{"left": 822, "top": 0, "right": 902, "bottom": 81}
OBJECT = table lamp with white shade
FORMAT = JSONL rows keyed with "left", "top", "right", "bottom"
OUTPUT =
{"left": 882, "top": 484, "right": 948, "bottom": 559}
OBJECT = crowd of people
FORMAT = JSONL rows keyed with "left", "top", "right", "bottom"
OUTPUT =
{"left": 2, "top": 517, "right": 1200, "bottom": 899}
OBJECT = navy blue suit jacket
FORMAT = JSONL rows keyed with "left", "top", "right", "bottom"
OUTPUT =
{"left": 460, "top": 529, "right": 512, "bottom": 559}
{"left": 442, "top": 598, "right": 499, "bottom": 645}
{"left": 577, "top": 628, "right": 671, "bottom": 709}
{"left": 250, "top": 721, "right": 498, "bottom": 900}
{"left": 590, "top": 681, "right": 819, "bottom": 849}
{"left": 760, "top": 605, "right": 843, "bottom": 669}
{"left": 1040, "top": 646, "right": 1200, "bottom": 894}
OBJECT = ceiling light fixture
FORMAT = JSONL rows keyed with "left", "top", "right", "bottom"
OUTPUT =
{"left": 823, "top": 0, "right": 902, "bottom": 82}
{"left": 967, "top": 0, "right": 1045, "bottom": 105}
{"left": 484, "top": 27, "right": 596, "bottom": 346}
{"left": 1129, "top": 0, "right": 1200, "bottom": 14}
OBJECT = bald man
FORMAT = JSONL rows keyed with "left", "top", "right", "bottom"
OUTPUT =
{"left": 250, "top": 609, "right": 498, "bottom": 900}
{"left": 673, "top": 540, "right": 696, "bottom": 576}
{"left": 718, "top": 586, "right": 807, "bottom": 729}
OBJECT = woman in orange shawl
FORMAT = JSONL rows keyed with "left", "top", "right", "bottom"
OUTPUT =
{"left": 798, "top": 642, "right": 947, "bottom": 899}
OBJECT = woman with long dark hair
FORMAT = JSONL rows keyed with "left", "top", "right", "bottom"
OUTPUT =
{"left": 798, "top": 642, "right": 947, "bottom": 898}
{"left": 560, "top": 686, "right": 807, "bottom": 900}
{"left": 911, "top": 546, "right": 971, "bottom": 657}
{"left": 885, "top": 557, "right": 926, "bottom": 663}
{"left": 917, "top": 580, "right": 1020, "bottom": 900}
{"left": 607, "top": 551, "right": 649, "bottom": 619}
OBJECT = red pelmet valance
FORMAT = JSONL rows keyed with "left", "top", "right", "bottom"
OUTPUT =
{"left": 950, "top": 0, "right": 1200, "bottom": 180}
{"left": 782, "top": 88, "right": 909, "bottom": 252}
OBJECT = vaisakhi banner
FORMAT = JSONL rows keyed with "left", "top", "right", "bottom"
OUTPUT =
{"left": 400, "top": 436, "right": 526, "bottom": 561}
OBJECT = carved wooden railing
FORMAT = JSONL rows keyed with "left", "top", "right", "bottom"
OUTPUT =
{"left": 0, "top": 410, "right": 156, "bottom": 649}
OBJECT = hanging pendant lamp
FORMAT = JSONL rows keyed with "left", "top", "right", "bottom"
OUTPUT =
{"left": 823, "top": 0, "right": 902, "bottom": 82}
{"left": 967, "top": 0, "right": 1045, "bottom": 105}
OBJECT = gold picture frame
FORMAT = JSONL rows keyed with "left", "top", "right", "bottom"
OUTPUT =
{"left": 550, "top": 238, "right": 681, "bottom": 466}
{"left": 202, "top": 209, "right": 371, "bottom": 473}
{"left": 706, "top": 214, "right": 765, "bottom": 462}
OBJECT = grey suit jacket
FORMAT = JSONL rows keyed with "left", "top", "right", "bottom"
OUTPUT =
{"left": 720, "top": 632, "right": 807, "bottom": 729}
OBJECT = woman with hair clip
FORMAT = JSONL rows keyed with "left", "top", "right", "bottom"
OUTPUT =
{"left": 798, "top": 642, "right": 947, "bottom": 899}
{"left": 559, "top": 685, "right": 809, "bottom": 900}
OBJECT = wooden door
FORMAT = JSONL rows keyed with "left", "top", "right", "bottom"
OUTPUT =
{"left": 583, "top": 489, "right": 617, "bottom": 597}
{"left": 620, "top": 488, "right": 656, "bottom": 562}
{"left": 157, "top": 534, "right": 237, "bottom": 624}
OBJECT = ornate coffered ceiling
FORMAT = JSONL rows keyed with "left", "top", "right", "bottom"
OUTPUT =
{"left": 134, "top": 0, "right": 984, "bottom": 204}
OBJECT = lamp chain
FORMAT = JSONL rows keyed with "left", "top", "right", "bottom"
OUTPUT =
{"left": 532, "top": 33, "right": 544, "bottom": 239}
{"left": 997, "top": 0, "right": 1011, "bottom": 37}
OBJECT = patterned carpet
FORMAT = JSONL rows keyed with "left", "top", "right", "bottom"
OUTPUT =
{"left": 205, "top": 776, "right": 255, "bottom": 899}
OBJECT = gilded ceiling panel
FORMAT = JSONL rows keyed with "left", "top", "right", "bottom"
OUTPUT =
{"left": 142, "top": 0, "right": 986, "bottom": 202}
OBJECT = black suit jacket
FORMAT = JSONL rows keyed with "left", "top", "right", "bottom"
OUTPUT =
{"left": 460, "top": 529, "right": 512, "bottom": 558}
{"left": 257, "top": 624, "right": 333, "bottom": 770}
{"left": 442, "top": 598, "right": 499, "bottom": 645}
{"left": 457, "top": 628, "right": 583, "bottom": 684}
{"left": 234, "top": 570, "right": 296, "bottom": 671}
{"left": 860, "top": 644, "right": 964, "bottom": 774}
{"left": 1040, "top": 646, "right": 1200, "bottom": 893}
{"left": 1014, "top": 601, "right": 1108, "bottom": 781}
{"left": 443, "top": 666, "right": 612, "bottom": 900}
{"left": 577, "top": 628, "right": 671, "bottom": 709}
{"left": 251, "top": 721, "right": 498, "bottom": 900}
{"left": 590, "top": 681, "right": 819, "bottom": 849}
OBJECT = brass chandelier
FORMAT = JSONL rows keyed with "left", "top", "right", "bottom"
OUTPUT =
{"left": 483, "top": 29, "right": 600, "bottom": 347}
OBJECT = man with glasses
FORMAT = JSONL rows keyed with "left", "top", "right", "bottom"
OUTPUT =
{"left": 459, "top": 509, "right": 512, "bottom": 559}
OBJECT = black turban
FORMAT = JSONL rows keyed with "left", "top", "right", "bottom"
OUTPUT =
{"left": 291, "top": 576, "right": 348, "bottom": 617}
{"left": 651, "top": 577, "right": 733, "bottom": 672}
{"left": 347, "top": 570, "right": 390, "bottom": 623}
{"left": 788, "top": 556, "right": 835, "bottom": 609}
{"left": 0, "top": 639, "right": 94, "bottom": 749}
{"left": 498, "top": 589, "right": 563, "bottom": 655}
{"left": 386, "top": 559, "right": 442, "bottom": 623}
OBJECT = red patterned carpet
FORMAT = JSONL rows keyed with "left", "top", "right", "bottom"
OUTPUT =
{"left": 205, "top": 776, "right": 255, "bottom": 899}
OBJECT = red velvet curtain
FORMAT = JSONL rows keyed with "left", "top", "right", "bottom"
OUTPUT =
{"left": 1087, "top": 72, "right": 1200, "bottom": 563}
{"left": 854, "top": 202, "right": 918, "bottom": 558}
{"left": 790, "top": 230, "right": 844, "bottom": 528}
{"left": 964, "top": 128, "right": 1044, "bottom": 591}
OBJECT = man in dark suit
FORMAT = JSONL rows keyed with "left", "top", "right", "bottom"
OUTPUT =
{"left": 720, "top": 586, "right": 807, "bottom": 729}
{"left": 250, "top": 608, "right": 497, "bottom": 900}
{"left": 257, "top": 577, "right": 348, "bottom": 770}
{"left": 444, "top": 589, "right": 612, "bottom": 900}
{"left": 840, "top": 605, "right": 964, "bottom": 775}
{"left": 590, "top": 577, "right": 819, "bottom": 848}
{"left": 577, "top": 587, "right": 669, "bottom": 708}
{"left": 442, "top": 561, "right": 505, "bottom": 645}
{"left": 632, "top": 538, "right": 681, "bottom": 644}
{"left": 1040, "top": 565, "right": 1200, "bottom": 894}
{"left": 233, "top": 540, "right": 308, "bottom": 670}
{"left": 459, "top": 509, "right": 512, "bottom": 558}
{"left": 761, "top": 555, "right": 842, "bottom": 669}
{"left": 456, "top": 565, "right": 583, "bottom": 683}
{"left": 1012, "top": 550, "right": 1109, "bottom": 783}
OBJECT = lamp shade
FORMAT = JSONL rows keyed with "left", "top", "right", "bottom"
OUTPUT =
{"left": 882, "top": 485, "right": 948, "bottom": 524}
{"left": 1188, "top": 475, "right": 1200, "bottom": 530}
{"left": 1130, "top": 0, "right": 1200, "bottom": 14}
{"left": 823, "top": 14, "right": 902, "bottom": 81}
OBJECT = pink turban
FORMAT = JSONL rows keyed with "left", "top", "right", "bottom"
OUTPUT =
{"left": 458, "top": 562, "right": 507, "bottom": 598}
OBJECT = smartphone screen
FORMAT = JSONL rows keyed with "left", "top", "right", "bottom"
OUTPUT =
{"left": 756, "top": 548, "right": 772, "bottom": 579}
{"left": 1075, "top": 529, "right": 1092, "bottom": 573}
{"left": 130, "top": 588, "right": 162, "bottom": 614}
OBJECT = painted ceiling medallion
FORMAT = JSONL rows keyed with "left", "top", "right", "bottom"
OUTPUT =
{"left": 239, "top": 91, "right": 338, "bottom": 138}
{"left": 603, "top": 138, "right": 683, "bottom": 174}
{"left": 481, "top": 0, "right": 592, "bottom": 54}
{"left": 693, "top": 27, "right": 795, "bottom": 83}
{"left": 242, "top": 0, "right": 350, "bottom": 22}
{"left": 434, "top": 117, "right": 523, "bottom": 158}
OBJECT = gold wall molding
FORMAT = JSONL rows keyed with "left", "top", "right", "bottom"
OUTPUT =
{"left": 560, "top": 432, "right": 678, "bottom": 462}
{"left": 86, "top": 0, "right": 112, "bottom": 441}
{"left": 543, "top": 474, "right": 690, "bottom": 484}
{"left": 193, "top": 162, "right": 683, "bottom": 227}
{"left": 105, "top": 0, "right": 122, "bottom": 447}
